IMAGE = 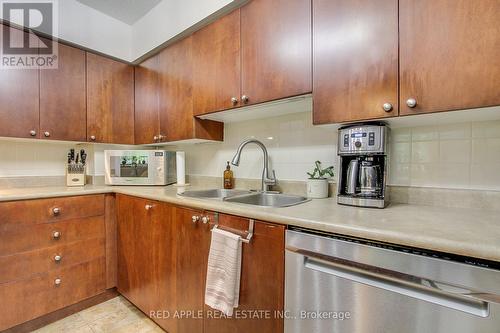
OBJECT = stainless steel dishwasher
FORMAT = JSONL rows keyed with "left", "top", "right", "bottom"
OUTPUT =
{"left": 285, "top": 228, "right": 500, "bottom": 333}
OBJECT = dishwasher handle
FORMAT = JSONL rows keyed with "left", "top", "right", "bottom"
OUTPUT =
{"left": 301, "top": 252, "right": 490, "bottom": 318}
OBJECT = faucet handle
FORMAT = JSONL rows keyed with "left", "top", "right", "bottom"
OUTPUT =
{"left": 265, "top": 170, "right": 277, "bottom": 185}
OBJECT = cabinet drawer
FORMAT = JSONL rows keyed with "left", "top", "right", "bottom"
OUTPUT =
{"left": 0, "top": 216, "right": 105, "bottom": 256}
{"left": 0, "top": 195, "right": 105, "bottom": 227}
{"left": 0, "top": 257, "right": 106, "bottom": 331}
{"left": 0, "top": 237, "right": 105, "bottom": 284}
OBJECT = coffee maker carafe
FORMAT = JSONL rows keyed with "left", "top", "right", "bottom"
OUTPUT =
{"left": 337, "top": 123, "right": 389, "bottom": 208}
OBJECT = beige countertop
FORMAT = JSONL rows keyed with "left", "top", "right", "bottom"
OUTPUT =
{"left": 1, "top": 185, "right": 499, "bottom": 262}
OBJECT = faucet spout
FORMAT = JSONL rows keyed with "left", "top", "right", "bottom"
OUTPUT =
{"left": 231, "top": 139, "right": 277, "bottom": 192}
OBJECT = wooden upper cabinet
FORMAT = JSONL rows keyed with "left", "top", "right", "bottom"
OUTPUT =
{"left": 87, "top": 53, "right": 135, "bottom": 144}
{"left": 135, "top": 55, "right": 160, "bottom": 145}
{"left": 240, "top": 0, "right": 312, "bottom": 106}
{"left": 40, "top": 41, "right": 86, "bottom": 141}
{"left": 158, "top": 37, "right": 194, "bottom": 142}
{"left": 193, "top": 9, "right": 241, "bottom": 115}
{"left": 158, "top": 36, "right": 223, "bottom": 142}
{"left": 400, "top": 0, "right": 500, "bottom": 115}
{"left": 312, "top": 0, "right": 399, "bottom": 124}
{"left": 0, "top": 25, "right": 39, "bottom": 139}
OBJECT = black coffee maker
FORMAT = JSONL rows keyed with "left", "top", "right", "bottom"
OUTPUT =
{"left": 337, "top": 123, "right": 389, "bottom": 208}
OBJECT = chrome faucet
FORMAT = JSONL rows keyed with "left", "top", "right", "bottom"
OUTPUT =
{"left": 231, "top": 139, "right": 277, "bottom": 192}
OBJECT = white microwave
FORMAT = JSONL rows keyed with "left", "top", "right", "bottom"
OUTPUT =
{"left": 104, "top": 150, "right": 176, "bottom": 186}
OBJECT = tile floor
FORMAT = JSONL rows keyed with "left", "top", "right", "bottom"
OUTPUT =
{"left": 33, "top": 296, "right": 164, "bottom": 333}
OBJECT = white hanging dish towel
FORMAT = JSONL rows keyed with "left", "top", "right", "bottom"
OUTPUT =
{"left": 205, "top": 227, "right": 242, "bottom": 316}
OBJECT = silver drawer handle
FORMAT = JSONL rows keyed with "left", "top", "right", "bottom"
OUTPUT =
{"left": 52, "top": 207, "right": 61, "bottom": 215}
{"left": 54, "top": 278, "right": 62, "bottom": 286}
{"left": 54, "top": 255, "right": 62, "bottom": 263}
{"left": 303, "top": 255, "right": 489, "bottom": 317}
{"left": 52, "top": 231, "right": 61, "bottom": 240}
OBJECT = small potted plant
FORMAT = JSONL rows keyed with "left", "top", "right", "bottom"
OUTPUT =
{"left": 306, "top": 161, "right": 334, "bottom": 199}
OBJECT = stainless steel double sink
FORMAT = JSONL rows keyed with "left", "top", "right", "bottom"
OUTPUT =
{"left": 179, "top": 189, "right": 310, "bottom": 208}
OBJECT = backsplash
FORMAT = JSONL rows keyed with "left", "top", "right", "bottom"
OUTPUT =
{"left": 389, "top": 121, "right": 500, "bottom": 190}
{"left": 179, "top": 113, "right": 500, "bottom": 191}
{"left": 0, "top": 113, "right": 499, "bottom": 192}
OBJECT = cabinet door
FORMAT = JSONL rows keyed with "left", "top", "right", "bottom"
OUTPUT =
{"left": 116, "top": 195, "right": 156, "bottom": 314}
{"left": 174, "top": 206, "right": 212, "bottom": 333}
{"left": 241, "top": 0, "right": 312, "bottom": 106}
{"left": 313, "top": 0, "right": 398, "bottom": 124}
{"left": 158, "top": 37, "right": 194, "bottom": 142}
{"left": 117, "top": 195, "right": 177, "bottom": 332}
{"left": 0, "top": 25, "right": 39, "bottom": 139}
{"left": 87, "top": 53, "right": 134, "bottom": 144}
{"left": 40, "top": 41, "right": 86, "bottom": 141}
{"left": 193, "top": 9, "right": 241, "bottom": 115}
{"left": 135, "top": 55, "right": 160, "bottom": 145}
{"left": 204, "top": 215, "right": 285, "bottom": 333}
{"left": 400, "top": 0, "right": 500, "bottom": 115}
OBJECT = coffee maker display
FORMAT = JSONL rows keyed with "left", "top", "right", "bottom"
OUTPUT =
{"left": 337, "top": 123, "right": 389, "bottom": 208}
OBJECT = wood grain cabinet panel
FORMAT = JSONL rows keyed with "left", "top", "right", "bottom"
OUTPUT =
{"left": 0, "top": 258, "right": 106, "bottom": 331}
{"left": 0, "top": 25, "right": 40, "bottom": 139}
{"left": 193, "top": 9, "right": 241, "bottom": 115}
{"left": 0, "top": 216, "right": 105, "bottom": 256}
{"left": 0, "top": 194, "right": 105, "bottom": 226}
{"left": 312, "top": 0, "right": 399, "bottom": 124}
{"left": 116, "top": 195, "right": 178, "bottom": 332}
{"left": 204, "top": 214, "right": 285, "bottom": 333}
{"left": 40, "top": 41, "right": 87, "bottom": 141}
{"left": 0, "top": 237, "right": 105, "bottom": 284}
{"left": 174, "top": 206, "right": 212, "bottom": 333}
{"left": 157, "top": 37, "right": 223, "bottom": 142}
{"left": 241, "top": 0, "right": 312, "bottom": 106}
{"left": 134, "top": 55, "right": 160, "bottom": 145}
{"left": 87, "top": 53, "right": 135, "bottom": 144}
{"left": 400, "top": 0, "right": 500, "bottom": 115}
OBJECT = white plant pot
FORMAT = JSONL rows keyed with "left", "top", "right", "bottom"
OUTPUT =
{"left": 306, "top": 178, "right": 329, "bottom": 199}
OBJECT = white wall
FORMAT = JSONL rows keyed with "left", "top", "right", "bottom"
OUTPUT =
{"left": 131, "top": 0, "right": 236, "bottom": 60}
{"left": 2, "top": 0, "right": 240, "bottom": 62}
{"left": 1, "top": 0, "right": 133, "bottom": 61}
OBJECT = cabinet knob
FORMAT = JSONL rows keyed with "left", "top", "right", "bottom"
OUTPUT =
{"left": 158, "top": 134, "right": 165, "bottom": 141}
{"left": 145, "top": 204, "right": 154, "bottom": 210}
{"left": 30, "top": 130, "right": 37, "bottom": 137}
{"left": 54, "top": 278, "right": 62, "bottom": 286}
{"left": 52, "top": 231, "right": 61, "bottom": 240}
{"left": 201, "top": 216, "right": 210, "bottom": 224}
{"left": 90, "top": 135, "right": 96, "bottom": 141}
{"left": 44, "top": 131, "right": 50, "bottom": 137}
{"left": 54, "top": 255, "right": 62, "bottom": 263}
{"left": 241, "top": 95, "right": 249, "bottom": 104}
{"left": 406, "top": 98, "right": 417, "bottom": 108}
{"left": 52, "top": 207, "right": 61, "bottom": 216}
{"left": 154, "top": 135, "right": 159, "bottom": 142}
{"left": 382, "top": 103, "right": 393, "bottom": 112}
{"left": 231, "top": 97, "right": 238, "bottom": 105}
{"left": 192, "top": 215, "right": 200, "bottom": 223}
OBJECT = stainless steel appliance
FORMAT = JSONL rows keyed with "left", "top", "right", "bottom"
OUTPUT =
{"left": 104, "top": 150, "right": 176, "bottom": 186}
{"left": 338, "top": 123, "right": 388, "bottom": 208}
{"left": 285, "top": 229, "right": 500, "bottom": 333}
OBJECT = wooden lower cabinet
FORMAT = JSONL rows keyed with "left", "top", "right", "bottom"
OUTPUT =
{"left": 204, "top": 214, "right": 285, "bottom": 333}
{"left": 0, "top": 195, "right": 110, "bottom": 331}
{"left": 116, "top": 195, "right": 285, "bottom": 333}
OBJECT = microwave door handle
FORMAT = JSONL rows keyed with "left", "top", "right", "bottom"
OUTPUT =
{"left": 303, "top": 255, "right": 490, "bottom": 318}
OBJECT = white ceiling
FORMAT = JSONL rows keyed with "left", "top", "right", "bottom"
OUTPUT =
{"left": 76, "top": 0, "right": 162, "bottom": 25}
